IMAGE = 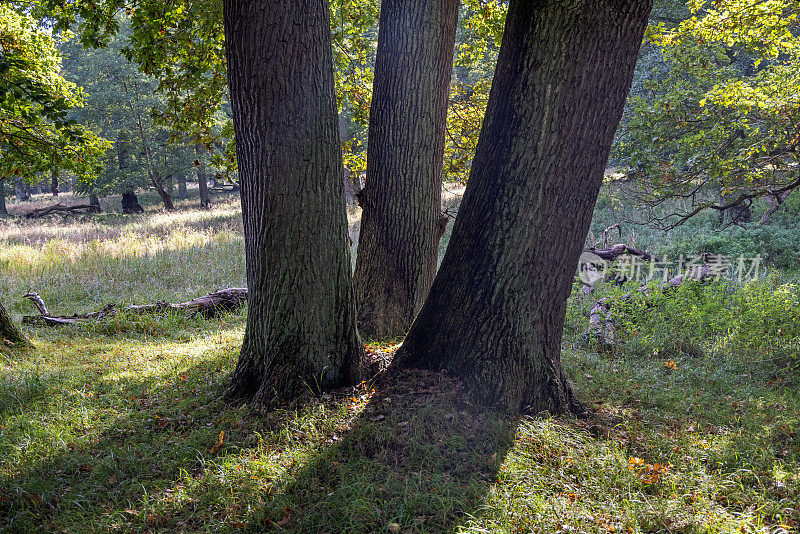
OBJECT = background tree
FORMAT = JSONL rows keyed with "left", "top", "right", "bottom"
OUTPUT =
{"left": 0, "top": 5, "right": 107, "bottom": 189}
{"left": 0, "top": 300, "right": 28, "bottom": 348}
{"left": 0, "top": 178, "right": 7, "bottom": 215}
{"left": 396, "top": 0, "right": 653, "bottom": 415}
{"left": 614, "top": 0, "right": 800, "bottom": 229}
{"left": 352, "top": 0, "right": 460, "bottom": 339}
{"left": 59, "top": 26, "right": 196, "bottom": 212}
{"left": 223, "top": 0, "right": 364, "bottom": 405}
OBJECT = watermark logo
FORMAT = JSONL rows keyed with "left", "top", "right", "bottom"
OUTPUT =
{"left": 578, "top": 251, "right": 608, "bottom": 285}
{"left": 579, "top": 253, "right": 762, "bottom": 285}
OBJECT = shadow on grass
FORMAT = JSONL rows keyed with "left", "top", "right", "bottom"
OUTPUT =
{"left": 244, "top": 369, "right": 516, "bottom": 533}
{"left": 0, "top": 347, "right": 516, "bottom": 533}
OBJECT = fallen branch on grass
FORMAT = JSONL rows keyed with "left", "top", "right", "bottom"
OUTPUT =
{"left": 24, "top": 203, "right": 100, "bottom": 219}
{"left": 22, "top": 288, "right": 248, "bottom": 326}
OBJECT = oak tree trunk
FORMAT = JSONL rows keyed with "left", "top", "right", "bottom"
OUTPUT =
{"left": 352, "top": 0, "right": 460, "bottom": 339}
{"left": 223, "top": 0, "right": 364, "bottom": 405}
{"left": 51, "top": 169, "right": 59, "bottom": 197}
{"left": 121, "top": 191, "right": 144, "bottom": 214}
{"left": 395, "top": 0, "right": 652, "bottom": 415}
{"left": 178, "top": 175, "right": 187, "bottom": 200}
{"left": 154, "top": 179, "right": 176, "bottom": 211}
{"left": 0, "top": 301, "right": 28, "bottom": 347}
{"left": 0, "top": 178, "right": 7, "bottom": 216}
{"left": 89, "top": 194, "right": 102, "bottom": 213}
{"left": 15, "top": 178, "right": 29, "bottom": 201}
{"left": 196, "top": 143, "right": 210, "bottom": 208}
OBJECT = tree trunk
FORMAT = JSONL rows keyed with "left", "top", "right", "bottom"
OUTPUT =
{"left": 51, "top": 169, "right": 59, "bottom": 197}
{"left": 153, "top": 179, "right": 176, "bottom": 211}
{"left": 15, "top": 178, "right": 30, "bottom": 201}
{"left": 121, "top": 191, "right": 144, "bottom": 214}
{"left": 0, "top": 178, "right": 7, "bottom": 216}
{"left": 395, "top": 0, "right": 652, "bottom": 415}
{"left": 196, "top": 143, "right": 210, "bottom": 208}
{"left": 178, "top": 175, "right": 187, "bottom": 200}
{"left": 352, "top": 0, "right": 460, "bottom": 339}
{"left": 0, "top": 301, "right": 28, "bottom": 347}
{"left": 223, "top": 0, "right": 364, "bottom": 405}
{"left": 89, "top": 193, "right": 102, "bottom": 213}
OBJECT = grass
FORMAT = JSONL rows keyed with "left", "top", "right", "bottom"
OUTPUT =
{"left": 0, "top": 185, "right": 799, "bottom": 533}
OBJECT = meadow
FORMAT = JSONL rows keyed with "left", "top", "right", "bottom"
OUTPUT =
{"left": 0, "top": 187, "right": 798, "bottom": 533}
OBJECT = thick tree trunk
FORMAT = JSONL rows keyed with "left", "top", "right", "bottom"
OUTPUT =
{"left": 196, "top": 143, "right": 210, "bottom": 208}
{"left": 0, "top": 301, "right": 28, "bottom": 347}
{"left": 352, "top": 0, "right": 460, "bottom": 339}
{"left": 15, "top": 178, "right": 30, "bottom": 201}
{"left": 89, "top": 194, "right": 102, "bottom": 213}
{"left": 177, "top": 175, "right": 187, "bottom": 200}
{"left": 223, "top": 0, "right": 364, "bottom": 405}
{"left": 395, "top": 0, "right": 652, "bottom": 415}
{"left": 0, "top": 178, "right": 7, "bottom": 216}
{"left": 51, "top": 169, "right": 59, "bottom": 197}
{"left": 121, "top": 191, "right": 144, "bottom": 214}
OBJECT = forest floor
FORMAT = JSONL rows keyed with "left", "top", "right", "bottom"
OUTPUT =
{"left": 0, "top": 188, "right": 798, "bottom": 533}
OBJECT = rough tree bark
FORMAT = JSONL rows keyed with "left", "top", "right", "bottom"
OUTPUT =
{"left": 352, "top": 0, "right": 460, "bottom": 339}
{"left": 394, "top": 0, "right": 653, "bottom": 415}
{"left": 223, "top": 0, "right": 364, "bottom": 405}
{"left": 0, "top": 301, "right": 28, "bottom": 347}
{"left": 196, "top": 143, "right": 210, "bottom": 208}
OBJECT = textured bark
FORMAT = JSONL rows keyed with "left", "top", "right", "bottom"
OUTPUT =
{"left": 121, "top": 191, "right": 144, "bottom": 214}
{"left": 0, "top": 179, "right": 7, "bottom": 216}
{"left": 0, "top": 301, "right": 28, "bottom": 347}
{"left": 395, "top": 0, "right": 652, "bottom": 415}
{"left": 196, "top": 143, "right": 210, "bottom": 208}
{"left": 353, "top": 0, "right": 460, "bottom": 339}
{"left": 223, "top": 0, "right": 364, "bottom": 405}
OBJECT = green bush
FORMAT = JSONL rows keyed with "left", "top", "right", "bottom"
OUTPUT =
{"left": 604, "top": 274, "right": 800, "bottom": 361}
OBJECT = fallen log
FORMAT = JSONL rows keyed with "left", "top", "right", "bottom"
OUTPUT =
{"left": 22, "top": 288, "right": 248, "bottom": 326}
{"left": 24, "top": 203, "right": 99, "bottom": 219}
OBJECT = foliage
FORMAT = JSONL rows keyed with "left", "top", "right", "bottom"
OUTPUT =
{"left": 59, "top": 27, "right": 195, "bottom": 199}
{"left": 590, "top": 274, "right": 800, "bottom": 366}
{"left": 0, "top": 4, "right": 108, "bottom": 181}
{"left": 444, "top": 0, "right": 506, "bottom": 182}
{"left": 614, "top": 0, "right": 800, "bottom": 228}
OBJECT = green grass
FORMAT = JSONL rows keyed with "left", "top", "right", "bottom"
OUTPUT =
{"left": 1, "top": 185, "right": 799, "bottom": 533}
